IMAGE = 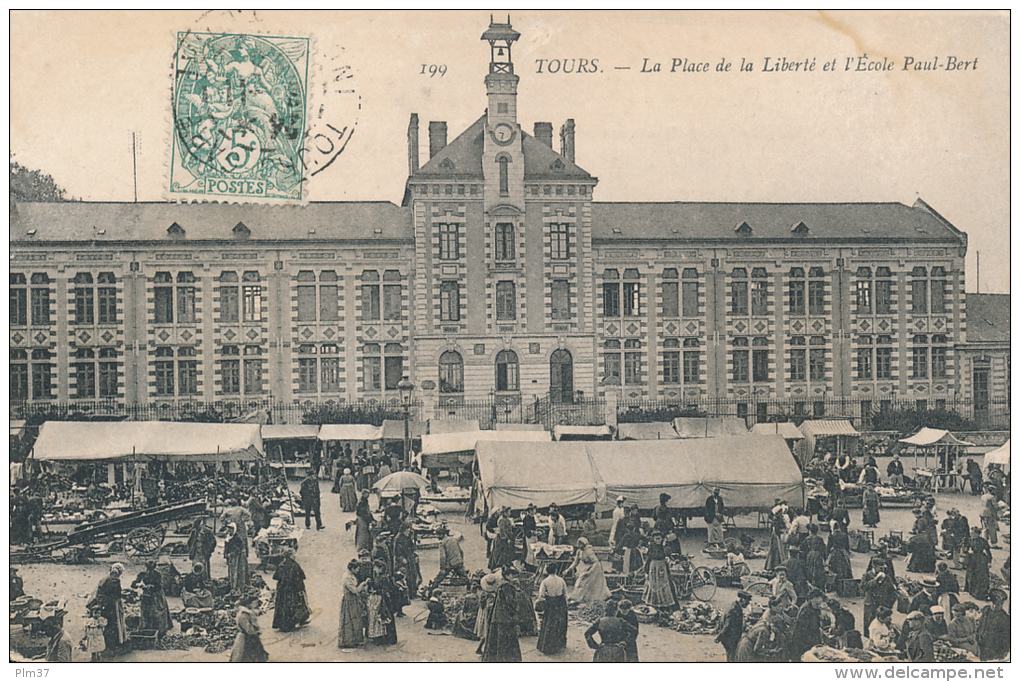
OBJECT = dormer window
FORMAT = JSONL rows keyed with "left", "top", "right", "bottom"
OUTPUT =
{"left": 735, "top": 221, "right": 753, "bottom": 236}
{"left": 232, "top": 222, "right": 251, "bottom": 240}
{"left": 792, "top": 221, "right": 809, "bottom": 234}
{"left": 550, "top": 158, "right": 565, "bottom": 171}
{"left": 439, "top": 158, "right": 456, "bottom": 170}
{"left": 167, "top": 222, "right": 185, "bottom": 239}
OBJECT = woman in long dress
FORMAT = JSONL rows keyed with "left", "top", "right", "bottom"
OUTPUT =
{"left": 338, "top": 468, "right": 359, "bottom": 512}
{"left": 338, "top": 560, "right": 368, "bottom": 648}
{"left": 272, "top": 550, "right": 311, "bottom": 632}
{"left": 964, "top": 528, "right": 991, "bottom": 600}
{"left": 224, "top": 523, "right": 250, "bottom": 593}
{"left": 131, "top": 561, "right": 171, "bottom": 638}
{"left": 642, "top": 532, "right": 678, "bottom": 609}
{"left": 181, "top": 562, "right": 214, "bottom": 608}
{"left": 229, "top": 594, "right": 269, "bottom": 662}
{"left": 826, "top": 525, "right": 854, "bottom": 581}
{"left": 366, "top": 563, "right": 398, "bottom": 646}
{"left": 764, "top": 510, "right": 789, "bottom": 572}
{"left": 567, "top": 537, "right": 611, "bottom": 604}
{"left": 536, "top": 564, "right": 568, "bottom": 655}
{"left": 488, "top": 514, "right": 515, "bottom": 570}
{"left": 482, "top": 568, "right": 523, "bottom": 662}
{"left": 87, "top": 563, "right": 127, "bottom": 657}
{"left": 354, "top": 491, "right": 374, "bottom": 554}
{"left": 862, "top": 484, "right": 881, "bottom": 527}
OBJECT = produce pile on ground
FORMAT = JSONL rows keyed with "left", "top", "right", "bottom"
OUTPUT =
{"left": 665, "top": 603, "right": 720, "bottom": 634}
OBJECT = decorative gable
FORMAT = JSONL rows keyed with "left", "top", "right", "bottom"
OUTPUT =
{"left": 734, "top": 221, "right": 753, "bottom": 236}
{"left": 550, "top": 158, "right": 565, "bottom": 171}
{"left": 439, "top": 158, "right": 456, "bottom": 170}
{"left": 792, "top": 221, "right": 809, "bottom": 234}
{"left": 167, "top": 222, "right": 185, "bottom": 239}
{"left": 232, "top": 221, "right": 251, "bottom": 240}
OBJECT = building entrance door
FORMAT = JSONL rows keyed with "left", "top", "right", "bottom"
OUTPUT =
{"left": 549, "top": 349, "right": 574, "bottom": 403}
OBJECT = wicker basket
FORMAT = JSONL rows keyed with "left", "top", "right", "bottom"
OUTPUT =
{"left": 631, "top": 604, "right": 658, "bottom": 624}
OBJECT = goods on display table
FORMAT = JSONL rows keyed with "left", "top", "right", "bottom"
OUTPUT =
{"left": 803, "top": 645, "right": 894, "bottom": 662}
{"left": 253, "top": 517, "right": 302, "bottom": 566}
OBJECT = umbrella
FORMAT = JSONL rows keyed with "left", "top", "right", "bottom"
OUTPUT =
{"left": 372, "top": 471, "right": 429, "bottom": 494}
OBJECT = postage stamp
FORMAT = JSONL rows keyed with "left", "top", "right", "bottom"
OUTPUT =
{"left": 170, "top": 31, "right": 310, "bottom": 202}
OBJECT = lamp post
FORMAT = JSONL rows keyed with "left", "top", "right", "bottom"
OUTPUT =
{"left": 397, "top": 376, "right": 415, "bottom": 468}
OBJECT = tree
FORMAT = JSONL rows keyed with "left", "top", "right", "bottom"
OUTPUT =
{"left": 9, "top": 156, "right": 72, "bottom": 210}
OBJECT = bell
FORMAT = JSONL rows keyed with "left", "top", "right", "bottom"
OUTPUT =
{"left": 497, "top": 47, "right": 505, "bottom": 57}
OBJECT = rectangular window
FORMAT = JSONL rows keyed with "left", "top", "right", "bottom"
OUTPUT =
{"left": 242, "top": 286, "right": 262, "bottom": 322}
{"left": 751, "top": 280, "right": 768, "bottom": 316}
{"left": 439, "top": 281, "right": 460, "bottom": 322}
{"left": 31, "top": 362, "right": 52, "bottom": 399}
{"left": 11, "top": 363, "right": 29, "bottom": 401}
{"left": 788, "top": 281, "right": 805, "bottom": 315}
{"left": 495, "top": 223, "right": 515, "bottom": 261}
{"left": 74, "top": 362, "right": 96, "bottom": 399}
{"left": 496, "top": 281, "right": 516, "bottom": 321}
{"left": 178, "top": 359, "right": 198, "bottom": 395}
{"left": 813, "top": 401, "right": 826, "bottom": 417}
{"left": 603, "top": 283, "right": 620, "bottom": 317}
{"left": 683, "top": 349, "right": 700, "bottom": 384}
{"left": 876, "top": 347, "right": 893, "bottom": 380}
{"left": 931, "top": 345, "right": 947, "bottom": 379}
{"left": 875, "top": 280, "right": 893, "bottom": 315}
{"left": 752, "top": 349, "right": 769, "bottom": 382}
{"left": 624, "top": 347, "right": 642, "bottom": 385}
{"left": 296, "top": 284, "right": 316, "bottom": 321}
{"left": 790, "top": 349, "right": 807, "bottom": 382}
{"left": 911, "top": 346, "right": 928, "bottom": 379}
{"left": 731, "top": 281, "right": 748, "bottom": 315}
{"left": 321, "top": 357, "right": 341, "bottom": 392}
{"left": 30, "top": 288, "right": 51, "bottom": 326}
{"left": 931, "top": 279, "right": 947, "bottom": 314}
{"left": 662, "top": 281, "right": 679, "bottom": 318}
{"left": 550, "top": 224, "right": 570, "bottom": 260}
{"left": 97, "top": 286, "right": 116, "bottom": 324}
{"left": 662, "top": 351, "right": 680, "bottom": 384}
{"left": 75, "top": 286, "right": 95, "bottom": 325}
{"left": 362, "top": 283, "right": 381, "bottom": 321}
{"left": 243, "top": 357, "right": 263, "bottom": 393}
{"left": 604, "top": 353, "right": 621, "bottom": 383}
{"left": 732, "top": 350, "right": 749, "bottom": 383}
{"left": 551, "top": 280, "right": 570, "bottom": 320}
{"left": 385, "top": 356, "right": 403, "bottom": 390}
{"left": 383, "top": 284, "right": 402, "bottom": 321}
{"left": 809, "top": 348, "right": 826, "bottom": 381}
{"left": 912, "top": 279, "right": 928, "bottom": 314}
{"left": 438, "top": 223, "right": 459, "bottom": 260}
{"left": 365, "top": 356, "right": 382, "bottom": 391}
{"left": 177, "top": 286, "right": 196, "bottom": 324}
{"left": 155, "top": 359, "right": 174, "bottom": 396}
{"left": 11, "top": 288, "right": 27, "bottom": 326}
{"left": 856, "top": 280, "right": 872, "bottom": 314}
{"left": 221, "top": 349, "right": 240, "bottom": 394}
{"left": 99, "top": 359, "right": 118, "bottom": 398}
{"left": 856, "top": 348, "right": 873, "bottom": 379}
{"left": 298, "top": 358, "right": 318, "bottom": 392}
{"left": 682, "top": 280, "right": 699, "bottom": 318}
{"left": 220, "top": 286, "right": 239, "bottom": 323}
{"left": 623, "top": 282, "right": 640, "bottom": 317}
{"left": 320, "top": 283, "right": 339, "bottom": 321}
{"left": 808, "top": 280, "right": 825, "bottom": 315}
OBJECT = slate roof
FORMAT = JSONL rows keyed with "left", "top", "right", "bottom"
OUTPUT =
{"left": 965, "top": 293, "right": 1010, "bottom": 344}
{"left": 592, "top": 200, "right": 966, "bottom": 243}
{"left": 10, "top": 201, "right": 411, "bottom": 243}
{"left": 412, "top": 115, "right": 594, "bottom": 182}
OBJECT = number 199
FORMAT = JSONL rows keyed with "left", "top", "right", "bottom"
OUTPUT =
{"left": 420, "top": 64, "right": 447, "bottom": 78}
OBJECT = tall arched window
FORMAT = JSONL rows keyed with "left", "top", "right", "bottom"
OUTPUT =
{"left": 496, "top": 281, "right": 516, "bottom": 320}
{"left": 495, "top": 223, "right": 515, "bottom": 262}
{"left": 439, "top": 350, "right": 464, "bottom": 393}
{"left": 495, "top": 350, "right": 519, "bottom": 391}
{"left": 497, "top": 154, "right": 511, "bottom": 196}
{"left": 550, "top": 349, "right": 574, "bottom": 403}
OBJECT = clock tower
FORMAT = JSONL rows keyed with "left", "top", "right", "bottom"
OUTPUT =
{"left": 481, "top": 17, "right": 524, "bottom": 210}
{"left": 482, "top": 16, "right": 520, "bottom": 129}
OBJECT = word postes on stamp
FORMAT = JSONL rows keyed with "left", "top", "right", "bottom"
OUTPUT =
{"left": 170, "top": 32, "right": 310, "bottom": 202}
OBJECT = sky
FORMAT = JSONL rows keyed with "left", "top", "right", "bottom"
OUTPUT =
{"left": 9, "top": 10, "right": 1010, "bottom": 293}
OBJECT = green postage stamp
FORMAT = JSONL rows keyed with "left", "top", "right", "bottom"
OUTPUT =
{"left": 170, "top": 32, "right": 310, "bottom": 202}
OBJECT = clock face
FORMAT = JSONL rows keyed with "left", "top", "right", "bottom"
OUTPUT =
{"left": 491, "top": 122, "right": 516, "bottom": 146}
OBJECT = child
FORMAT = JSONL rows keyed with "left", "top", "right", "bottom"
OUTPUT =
{"left": 424, "top": 590, "right": 448, "bottom": 630}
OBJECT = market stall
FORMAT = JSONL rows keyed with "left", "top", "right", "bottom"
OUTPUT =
{"left": 474, "top": 440, "right": 601, "bottom": 511}
{"left": 493, "top": 422, "right": 547, "bottom": 432}
{"left": 616, "top": 422, "right": 679, "bottom": 440}
{"left": 421, "top": 429, "right": 552, "bottom": 470}
{"left": 793, "top": 419, "right": 861, "bottom": 468}
{"left": 672, "top": 417, "right": 749, "bottom": 439}
{"left": 552, "top": 424, "right": 613, "bottom": 441}
{"left": 427, "top": 418, "right": 480, "bottom": 434}
{"left": 899, "top": 427, "right": 975, "bottom": 492}
{"left": 984, "top": 439, "right": 1010, "bottom": 474}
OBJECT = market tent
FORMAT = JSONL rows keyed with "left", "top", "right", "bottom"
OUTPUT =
{"left": 380, "top": 419, "right": 426, "bottom": 440}
{"left": 421, "top": 430, "right": 552, "bottom": 469}
{"left": 552, "top": 425, "right": 613, "bottom": 441}
{"left": 427, "top": 419, "right": 480, "bottom": 435}
{"left": 10, "top": 420, "right": 26, "bottom": 438}
{"left": 751, "top": 422, "right": 804, "bottom": 440}
{"left": 32, "top": 421, "right": 263, "bottom": 462}
{"left": 983, "top": 439, "right": 1010, "bottom": 474}
{"left": 794, "top": 419, "right": 862, "bottom": 467}
{"left": 475, "top": 441, "right": 601, "bottom": 510}
{"left": 317, "top": 424, "right": 381, "bottom": 441}
{"left": 898, "top": 428, "right": 975, "bottom": 447}
{"left": 616, "top": 422, "right": 680, "bottom": 440}
{"left": 262, "top": 424, "right": 320, "bottom": 440}
{"left": 672, "top": 417, "right": 749, "bottom": 438}
{"left": 494, "top": 423, "right": 547, "bottom": 432}
{"left": 587, "top": 435, "right": 804, "bottom": 511}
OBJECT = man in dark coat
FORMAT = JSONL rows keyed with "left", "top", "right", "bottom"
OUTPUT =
{"left": 188, "top": 517, "right": 217, "bottom": 573}
{"left": 704, "top": 488, "right": 726, "bottom": 544}
{"left": 977, "top": 589, "right": 1010, "bottom": 661}
{"left": 862, "top": 561, "right": 896, "bottom": 637}
{"left": 790, "top": 588, "right": 825, "bottom": 661}
{"left": 716, "top": 590, "right": 751, "bottom": 661}
{"left": 299, "top": 472, "right": 324, "bottom": 530}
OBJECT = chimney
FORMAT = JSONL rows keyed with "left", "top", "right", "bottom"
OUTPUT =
{"left": 429, "top": 121, "right": 448, "bottom": 159}
{"left": 559, "top": 119, "right": 575, "bottom": 163}
{"left": 534, "top": 122, "right": 553, "bottom": 148}
{"left": 408, "top": 114, "right": 419, "bottom": 174}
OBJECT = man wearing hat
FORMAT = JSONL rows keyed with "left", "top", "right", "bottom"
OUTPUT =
{"left": 738, "top": 597, "right": 788, "bottom": 662}
{"left": 44, "top": 603, "right": 72, "bottom": 662}
{"left": 908, "top": 576, "right": 938, "bottom": 616}
{"left": 547, "top": 504, "right": 568, "bottom": 546}
{"left": 609, "top": 496, "right": 626, "bottom": 546}
{"left": 705, "top": 487, "right": 726, "bottom": 546}
{"left": 901, "top": 611, "right": 935, "bottom": 662}
{"left": 790, "top": 588, "right": 826, "bottom": 661}
{"left": 769, "top": 565, "right": 798, "bottom": 612}
{"left": 717, "top": 590, "right": 752, "bottom": 661}
{"left": 979, "top": 484, "right": 1001, "bottom": 548}
{"left": 430, "top": 524, "right": 468, "bottom": 594}
{"left": 976, "top": 588, "right": 1010, "bottom": 661}
{"left": 862, "top": 560, "right": 896, "bottom": 638}
{"left": 928, "top": 605, "right": 948, "bottom": 638}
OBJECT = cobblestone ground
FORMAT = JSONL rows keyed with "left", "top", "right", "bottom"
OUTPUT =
{"left": 13, "top": 455, "right": 1009, "bottom": 663}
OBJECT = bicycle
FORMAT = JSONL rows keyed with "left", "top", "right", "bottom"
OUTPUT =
{"left": 669, "top": 554, "right": 717, "bottom": 602}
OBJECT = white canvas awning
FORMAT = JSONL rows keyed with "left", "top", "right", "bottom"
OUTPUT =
{"left": 262, "top": 424, "right": 320, "bottom": 440}
{"left": 10, "top": 420, "right": 27, "bottom": 438}
{"left": 427, "top": 419, "right": 480, "bottom": 435}
{"left": 616, "top": 422, "right": 680, "bottom": 440}
{"left": 475, "top": 441, "right": 601, "bottom": 510}
{"left": 317, "top": 424, "right": 382, "bottom": 441}
{"left": 32, "top": 421, "right": 263, "bottom": 462}
{"left": 422, "top": 430, "right": 552, "bottom": 456}
{"left": 380, "top": 419, "right": 426, "bottom": 440}
{"left": 751, "top": 422, "right": 804, "bottom": 440}
{"left": 983, "top": 439, "right": 1010, "bottom": 474}
{"left": 493, "top": 423, "right": 547, "bottom": 432}
{"left": 552, "top": 425, "right": 613, "bottom": 441}
{"left": 672, "top": 417, "right": 749, "bottom": 438}
{"left": 899, "top": 427, "right": 975, "bottom": 447}
{"left": 799, "top": 419, "right": 861, "bottom": 437}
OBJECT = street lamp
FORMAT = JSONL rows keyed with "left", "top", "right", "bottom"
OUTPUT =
{"left": 397, "top": 376, "right": 415, "bottom": 468}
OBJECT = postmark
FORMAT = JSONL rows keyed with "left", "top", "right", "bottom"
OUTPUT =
{"left": 170, "top": 31, "right": 310, "bottom": 202}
